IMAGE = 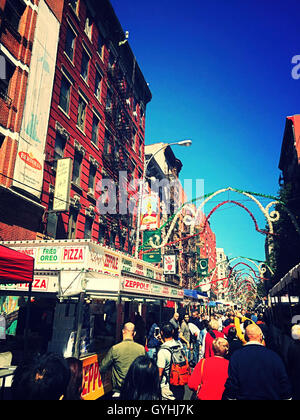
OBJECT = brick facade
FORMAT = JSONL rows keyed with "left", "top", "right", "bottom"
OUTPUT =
{"left": 40, "top": 0, "right": 151, "bottom": 254}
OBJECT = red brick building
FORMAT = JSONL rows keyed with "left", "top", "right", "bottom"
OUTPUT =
{"left": 0, "top": 0, "right": 64, "bottom": 241}
{"left": 41, "top": 0, "right": 151, "bottom": 253}
{"left": 0, "top": 0, "right": 151, "bottom": 251}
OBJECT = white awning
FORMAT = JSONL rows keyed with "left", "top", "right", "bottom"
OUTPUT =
{"left": 269, "top": 262, "right": 300, "bottom": 296}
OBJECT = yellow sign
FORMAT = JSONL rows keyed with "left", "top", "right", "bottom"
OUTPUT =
{"left": 81, "top": 355, "right": 104, "bottom": 400}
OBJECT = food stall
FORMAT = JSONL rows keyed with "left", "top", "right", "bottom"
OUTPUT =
{"left": 0, "top": 245, "right": 35, "bottom": 397}
{"left": 0, "top": 239, "right": 184, "bottom": 399}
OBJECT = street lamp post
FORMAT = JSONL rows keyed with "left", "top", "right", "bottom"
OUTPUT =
{"left": 134, "top": 140, "right": 192, "bottom": 259}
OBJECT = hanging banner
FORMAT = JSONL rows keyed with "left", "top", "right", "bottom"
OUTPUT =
{"left": 53, "top": 158, "right": 72, "bottom": 211}
{"left": 163, "top": 254, "right": 177, "bottom": 275}
{"left": 142, "top": 230, "right": 161, "bottom": 263}
{"left": 140, "top": 193, "right": 159, "bottom": 231}
{"left": 13, "top": 0, "right": 60, "bottom": 197}
{"left": 198, "top": 258, "right": 209, "bottom": 276}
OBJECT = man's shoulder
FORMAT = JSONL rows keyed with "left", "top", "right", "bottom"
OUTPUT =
{"left": 231, "top": 343, "right": 277, "bottom": 361}
{"left": 113, "top": 340, "right": 145, "bottom": 352}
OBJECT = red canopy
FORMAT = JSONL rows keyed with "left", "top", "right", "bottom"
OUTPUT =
{"left": 0, "top": 245, "right": 34, "bottom": 284}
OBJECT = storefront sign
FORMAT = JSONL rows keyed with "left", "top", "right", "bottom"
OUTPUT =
{"left": 0, "top": 275, "right": 59, "bottom": 293}
{"left": 122, "top": 279, "right": 151, "bottom": 293}
{"left": 81, "top": 354, "right": 104, "bottom": 400}
{"left": 9, "top": 241, "right": 164, "bottom": 283}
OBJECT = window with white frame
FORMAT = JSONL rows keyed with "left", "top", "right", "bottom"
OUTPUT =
{"left": 91, "top": 113, "right": 100, "bottom": 146}
{"left": 77, "top": 93, "right": 87, "bottom": 132}
{"left": 80, "top": 48, "right": 90, "bottom": 83}
{"left": 94, "top": 69, "right": 102, "bottom": 101}
{"left": 59, "top": 74, "right": 72, "bottom": 114}
{"left": 65, "top": 24, "right": 76, "bottom": 62}
{"left": 4, "top": 0, "right": 26, "bottom": 33}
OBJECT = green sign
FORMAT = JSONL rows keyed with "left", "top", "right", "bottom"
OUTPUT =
{"left": 142, "top": 230, "right": 162, "bottom": 263}
{"left": 197, "top": 258, "right": 209, "bottom": 276}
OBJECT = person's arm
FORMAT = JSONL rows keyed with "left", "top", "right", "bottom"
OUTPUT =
{"left": 179, "top": 323, "right": 189, "bottom": 347}
{"left": 277, "top": 358, "right": 293, "bottom": 400}
{"left": 188, "top": 359, "right": 203, "bottom": 391}
{"left": 99, "top": 346, "right": 114, "bottom": 374}
{"left": 234, "top": 316, "right": 246, "bottom": 344}
{"left": 222, "top": 358, "right": 239, "bottom": 400}
{"left": 158, "top": 367, "right": 164, "bottom": 381}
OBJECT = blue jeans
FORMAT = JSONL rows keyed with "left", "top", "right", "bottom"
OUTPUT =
{"left": 182, "top": 343, "right": 191, "bottom": 362}
{"left": 192, "top": 340, "right": 200, "bottom": 365}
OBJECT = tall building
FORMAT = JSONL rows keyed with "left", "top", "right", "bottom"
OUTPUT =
{"left": 0, "top": 0, "right": 152, "bottom": 251}
{"left": 0, "top": 0, "right": 64, "bottom": 241}
{"left": 216, "top": 247, "right": 230, "bottom": 299}
{"left": 144, "top": 143, "right": 188, "bottom": 287}
{"left": 41, "top": 0, "right": 151, "bottom": 253}
{"left": 191, "top": 208, "right": 217, "bottom": 297}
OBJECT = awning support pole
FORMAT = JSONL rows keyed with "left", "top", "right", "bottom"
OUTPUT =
{"left": 24, "top": 282, "right": 32, "bottom": 358}
{"left": 73, "top": 293, "right": 85, "bottom": 359}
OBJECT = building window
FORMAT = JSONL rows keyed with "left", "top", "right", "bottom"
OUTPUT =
{"left": 72, "top": 151, "right": 82, "bottom": 185}
{"left": 103, "top": 128, "right": 111, "bottom": 155}
{"left": 106, "top": 87, "right": 113, "bottom": 111}
{"left": 68, "top": 210, "right": 78, "bottom": 239}
{"left": 69, "top": 0, "right": 79, "bottom": 14}
{"left": 98, "top": 223, "right": 107, "bottom": 245}
{"left": 4, "top": 0, "right": 26, "bottom": 33}
{"left": 54, "top": 134, "right": 65, "bottom": 159}
{"left": 91, "top": 114, "right": 100, "bottom": 146}
{"left": 97, "top": 32, "right": 104, "bottom": 57}
{"left": 81, "top": 49, "right": 90, "bottom": 83}
{"left": 88, "top": 164, "right": 97, "bottom": 192}
{"left": 0, "top": 58, "right": 15, "bottom": 99}
{"left": 0, "top": 134, "right": 5, "bottom": 151}
{"left": 94, "top": 70, "right": 102, "bottom": 101}
{"left": 77, "top": 94, "right": 87, "bottom": 132}
{"left": 65, "top": 25, "right": 76, "bottom": 62}
{"left": 59, "top": 75, "right": 71, "bottom": 114}
{"left": 84, "top": 217, "right": 93, "bottom": 239}
{"left": 53, "top": 133, "right": 66, "bottom": 170}
{"left": 84, "top": 13, "right": 93, "bottom": 41}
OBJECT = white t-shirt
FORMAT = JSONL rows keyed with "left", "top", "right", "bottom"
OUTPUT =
{"left": 188, "top": 322, "right": 200, "bottom": 340}
{"left": 157, "top": 339, "right": 181, "bottom": 387}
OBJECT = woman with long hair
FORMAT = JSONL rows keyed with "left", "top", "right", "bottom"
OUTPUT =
{"left": 64, "top": 357, "right": 83, "bottom": 400}
{"left": 120, "top": 355, "right": 161, "bottom": 400}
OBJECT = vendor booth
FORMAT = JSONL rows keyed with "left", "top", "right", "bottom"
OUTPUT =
{"left": 0, "top": 239, "right": 185, "bottom": 399}
{"left": 0, "top": 245, "right": 34, "bottom": 356}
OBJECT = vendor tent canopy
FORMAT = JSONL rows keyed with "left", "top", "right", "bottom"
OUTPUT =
{"left": 0, "top": 245, "right": 34, "bottom": 283}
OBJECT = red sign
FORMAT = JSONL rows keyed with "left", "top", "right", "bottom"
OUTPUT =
{"left": 123, "top": 279, "right": 150, "bottom": 292}
{"left": 81, "top": 355, "right": 104, "bottom": 400}
{"left": 18, "top": 151, "right": 42, "bottom": 170}
{"left": 62, "top": 247, "right": 84, "bottom": 262}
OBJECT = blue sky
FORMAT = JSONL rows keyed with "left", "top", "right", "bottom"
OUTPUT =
{"left": 110, "top": 0, "right": 300, "bottom": 262}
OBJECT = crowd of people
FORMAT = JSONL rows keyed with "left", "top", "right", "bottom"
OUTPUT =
{"left": 7, "top": 308, "right": 300, "bottom": 400}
